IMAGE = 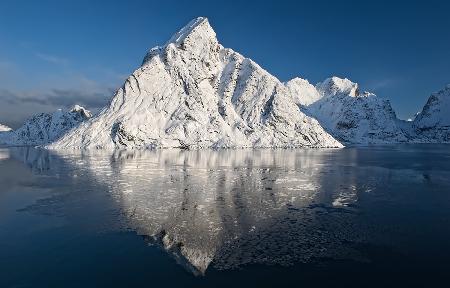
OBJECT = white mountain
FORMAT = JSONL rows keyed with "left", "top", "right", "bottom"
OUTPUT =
{"left": 286, "top": 76, "right": 409, "bottom": 144}
{"left": 413, "top": 85, "right": 450, "bottom": 142}
{"left": 49, "top": 17, "right": 342, "bottom": 149}
{"left": 284, "top": 77, "right": 321, "bottom": 106}
{"left": 0, "top": 105, "right": 91, "bottom": 146}
{"left": 0, "top": 124, "right": 12, "bottom": 132}
{"left": 2, "top": 17, "right": 448, "bottom": 148}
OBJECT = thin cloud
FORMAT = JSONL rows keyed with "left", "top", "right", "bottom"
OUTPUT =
{"left": 364, "top": 78, "right": 401, "bottom": 92}
{"left": 35, "top": 52, "right": 70, "bottom": 66}
{"left": 0, "top": 87, "right": 116, "bottom": 128}
{"left": 0, "top": 88, "right": 114, "bottom": 110}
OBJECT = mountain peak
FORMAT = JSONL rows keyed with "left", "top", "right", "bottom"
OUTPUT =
{"left": 166, "top": 17, "right": 211, "bottom": 46}
{"left": 166, "top": 17, "right": 214, "bottom": 46}
{"left": 284, "top": 77, "right": 321, "bottom": 106}
{"left": 142, "top": 17, "right": 218, "bottom": 65}
{"left": 316, "top": 76, "right": 359, "bottom": 97}
{"left": 70, "top": 105, "right": 92, "bottom": 119}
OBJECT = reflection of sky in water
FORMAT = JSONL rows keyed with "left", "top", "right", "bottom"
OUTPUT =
{"left": 0, "top": 149, "right": 9, "bottom": 161}
{"left": 7, "top": 146, "right": 450, "bottom": 276}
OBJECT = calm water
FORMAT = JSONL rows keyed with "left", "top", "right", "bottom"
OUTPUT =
{"left": 1, "top": 145, "right": 450, "bottom": 287}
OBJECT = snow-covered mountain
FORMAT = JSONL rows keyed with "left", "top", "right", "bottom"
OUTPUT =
{"left": 2, "top": 17, "right": 448, "bottom": 148}
{"left": 0, "top": 124, "right": 12, "bottom": 132}
{"left": 286, "top": 76, "right": 409, "bottom": 144}
{"left": 0, "top": 105, "right": 91, "bottom": 146}
{"left": 413, "top": 85, "right": 450, "bottom": 142}
{"left": 49, "top": 17, "right": 341, "bottom": 149}
{"left": 284, "top": 77, "right": 321, "bottom": 106}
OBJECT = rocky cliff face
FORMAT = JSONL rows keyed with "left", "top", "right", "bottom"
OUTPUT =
{"left": 413, "top": 85, "right": 450, "bottom": 142}
{"left": 49, "top": 17, "right": 341, "bottom": 149}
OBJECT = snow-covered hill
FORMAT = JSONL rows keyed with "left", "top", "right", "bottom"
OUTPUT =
{"left": 413, "top": 85, "right": 450, "bottom": 142}
{"left": 0, "top": 105, "right": 91, "bottom": 146}
{"left": 284, "top": 78, "right": 321, "bottom": 106}
{"left": 286, "top": 76, "right": 409, "bottom": 144}
{"left": 0, "top": 124, "right": 12, "bottom": 132}
{"left": 49, "top": 17, "right": 342, "bottom": 149}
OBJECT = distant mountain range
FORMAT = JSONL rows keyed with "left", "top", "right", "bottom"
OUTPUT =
{"left": 0, "top": 105, "right": 91, "bottom": 146}
{"left": 0, "top": 17, "right": 448, "bottom": 148}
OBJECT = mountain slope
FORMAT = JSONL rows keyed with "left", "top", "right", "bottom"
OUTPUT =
{"left": 284, "top": 77, "right": 321, "bottom": 106}
{"left": 413, "top": 85, "right": 450, "bottom": 142}
{"left": 49, "top": 17, "right": 342, "bottom": 149}
{"left": 286, "top": 76, "right": 408, "bottom": 144}
{"left": 0, "top": 105, "right": 91, "bottom": 146}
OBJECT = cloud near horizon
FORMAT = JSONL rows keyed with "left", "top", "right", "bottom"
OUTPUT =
{"left": 0, "top": 50, "right": 127, "bottom": 129}
{"left": 0, "top": 87, "right": 115, "bottom": 129}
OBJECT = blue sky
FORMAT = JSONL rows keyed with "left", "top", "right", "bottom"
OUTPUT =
{"left": 1, "top": 0, "right": 449, "bottom": 127}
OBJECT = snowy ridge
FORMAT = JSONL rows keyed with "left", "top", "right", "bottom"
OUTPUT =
{"left": 316, "top": 76, "right": 360, "bottom": 98}
{"left": 0, "top": 105, "right": 91, "bottom": 146}
{"left": 284, "top": 77, "right": 321, "bottom": 106}
{"left": 49, "top": 17, "right": 342, "bottom": 149}
{"left": 286, "top": 76, "right": 409, "bottom": 144}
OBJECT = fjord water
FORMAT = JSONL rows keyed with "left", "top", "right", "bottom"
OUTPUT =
{"left": 1, "top": 146, "right": 449, "bottom": 287}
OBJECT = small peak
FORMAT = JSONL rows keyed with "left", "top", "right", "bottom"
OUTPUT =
{"left": 285, "top": 77, "right": 311, "bottom": 85}
{"left": 70, "top": 105, "right": 92, "bottom": 119}
{"left": 165, "top": 17, "right": 216, "bottom": 47}
{"left": 71, "top": 104, "right": 84, "bottom": 112}
{"left": 316, "top": 76, "right": 359, "bottom": 97}
{"left": 0, "top": 124, "right": 12, "bottom": 132}
{"left": 285, "top": 77, "right": 321, "bottom": 106}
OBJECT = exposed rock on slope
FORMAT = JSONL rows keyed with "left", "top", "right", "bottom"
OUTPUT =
{"left": 413, "top": 85, "right": 450, "bottom": 142}
{"left": 0, "top": 105, "right": 91, "bottom": 146}
{"left": 49, "top": 17, "right": 342, "bottom": 149}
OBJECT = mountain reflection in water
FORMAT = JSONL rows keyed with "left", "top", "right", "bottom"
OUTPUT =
{"left": 7, "top": 146, "right": 450, "bottom": 277}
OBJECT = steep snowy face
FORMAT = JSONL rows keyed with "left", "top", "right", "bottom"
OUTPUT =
{"left": 306, "top": 77, "right": 408, "bottom": 144}
{"left": 413, "top": 85, "right": 450, "bottom": 142}
{"left": 1, "top": 106, "right": 91, "bottom": 146}
{"left": 316, "top": 76, "right": 360, "bottom": 98}
{"left": 284, "top": 78, "right": 321, "bottom": 106}
{"left": 50, "top": 17, "right": 342, "bottom": 149}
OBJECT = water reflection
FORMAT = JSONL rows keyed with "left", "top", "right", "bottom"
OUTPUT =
{"left": 0, "top": 149, "right": 10, "bottom": 161}
{"left": 9, "top": 148, "right": 395, "bottom": 275}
